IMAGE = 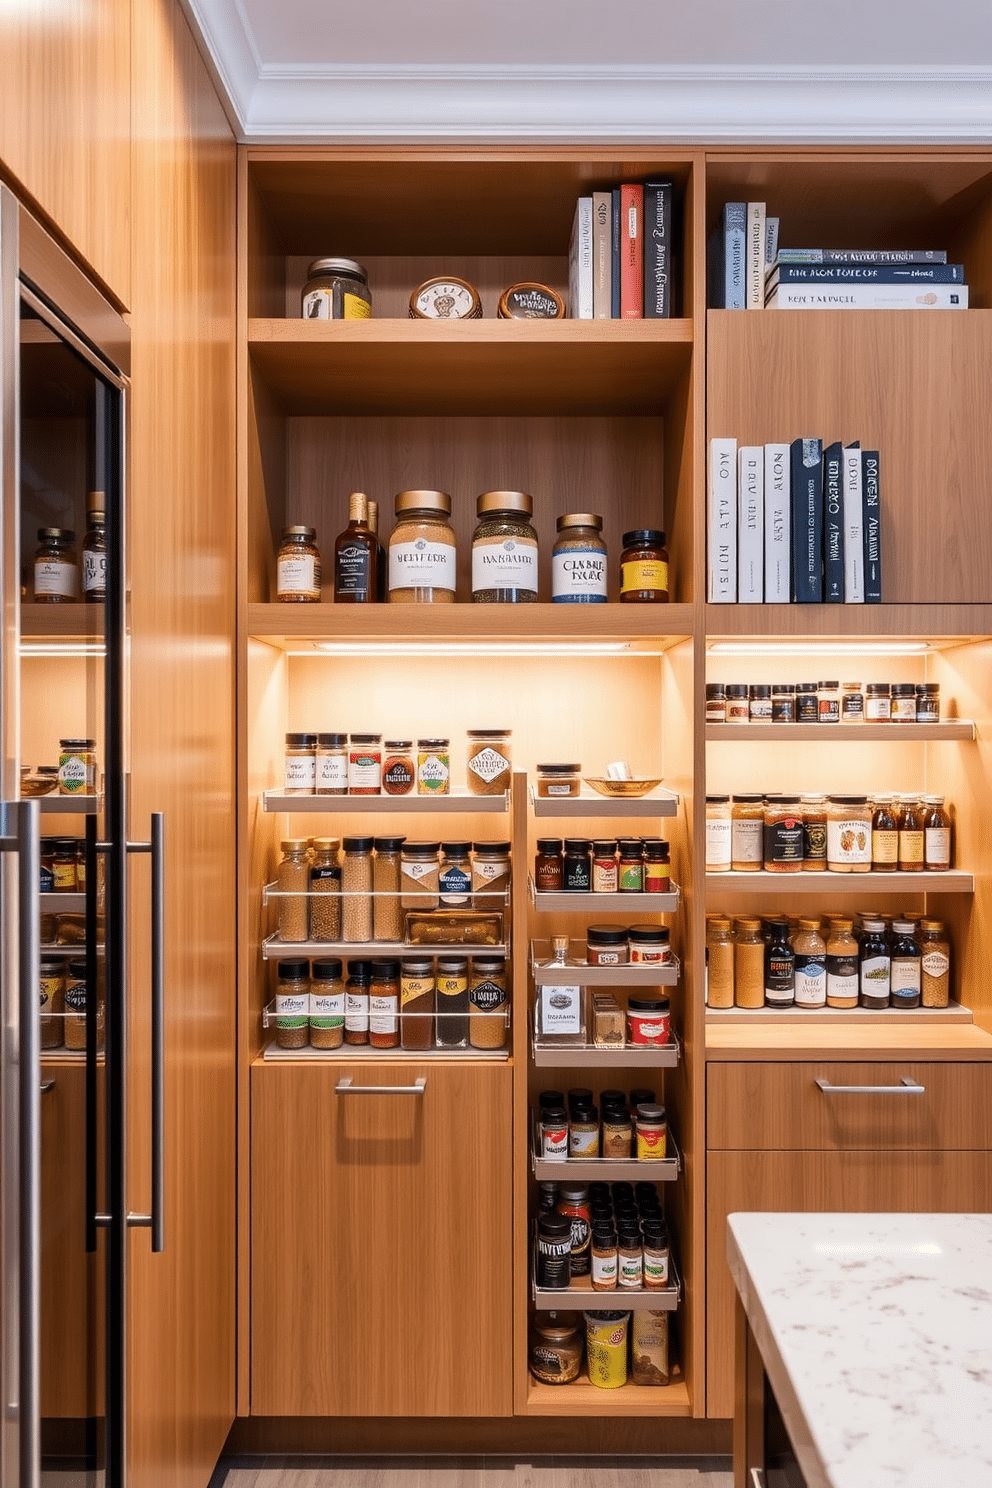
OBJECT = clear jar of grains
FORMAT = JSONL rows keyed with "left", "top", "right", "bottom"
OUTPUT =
{"left": 372, "top": 836, "right": 404, "bottom": 941}
{"left": 341, "top": 837, "right": 374, "bottom": 942}
{"left": 388, "top": 490, "right": 457, "bottom": 603}
{"left": 471, "top": 491, "right": 539, "bottom": 602}
{"left": 276, "top": 839, "right": 310, "bottom": 942}
{"left": 309, "top": 838, "right": 342, "bottom": 941}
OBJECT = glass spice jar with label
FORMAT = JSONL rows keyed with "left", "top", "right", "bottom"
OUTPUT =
{"left": 800, "top": 795, "right": 827, "bottom": 871}
{"left": 871, "top": 795, "right": 899, "bottom": 870}
{"left": 471, "top": 491, "right": 539, "bottom": 602}
{"left": 919, "top": 920, "right": 951, "bottom": 1007}
{"left": 466, "top": 729, "right": 512, "bottom": 795}
{"left": 897, "top": 795, "right": 925, "bottom": 871}
{"left": 916, "top": 682, "right": 940, "bottom": 721}
{"left": 438, "top": 841, "right": 472, "bottom": 908}
{"left": 381, "top": 740, "right": 415, "bottom": 795}
{"left": 400, "top": 956, "right": 435, "bottom": 1049}
{"left": 865, "top": 682, "right": 891, "bottom": 721}
{"left": 706, "top": 915, "right": 735, "bottom": 1008}
{"left": 82, "top": 493, "right": 107, "bottom": 602}
{"left": 706, "top": 796, "right": 732, "bottom": 872}
{"left": 275, "top": 959, "right": 310, "bottom": 1049}
{"left": 793, "top": 919, "right": 827, "bottom": 1008}
{"left": 796, "top": 682, "right": 819, "bottom": 723}
{"left": 617, "top": 839, "right": 644, "bottom": 892}
{"left": 276, "top": 525, "right": 321, "bottom": 602}
{"left": 731, "top": 795, "right": 764, "bottom": 872}
{"left": 764, "top": 797, "right": 803, "bottom": 873}
{"left": 416, "top": 738, "right": 450, "bottom": 796}
{"left": 309, "top": 959, "right": 346, "bottom": 1049}
{"left": 825, "top": 919, "right": 859, "bottom": 1009}
{"left": 891, "top": 682, "right": 917, "bottom": 723}
{"left": 372, "top": 837, "right": 404, "bottom": 941}
{"left": 619, "top": 529, "right": 668, "bottom": 602}
{"left": 725, "top": 684, "right": 749, "bottom": 723}
{"left": 826, "top": 795, "right": 871, "bottom": 873}
{"left": 765, "top": 919, "right": 795, "bottom": 1008}
{"left": 642, "top": 840, "right": 670, "bottom": 893}
{"left": 591, "top": 840, "right": 618, "bottom": 893}
{"left": 562, "top": 839, "right": 592, "bottom": 892}
{"left": 315, "top": 733, "right": 348, "bottom": 794}
{"left": 552, "top": 514, "right": 608, "bottom": 603}
{"left": 435, "top": 955, "right": 469, "bottom": 1047}
{"left": 586, "top": 926, "right": 628, "bottom": 965}
{"left": 309, "top": 838, "right": 342, "bottom": 941}
{"left": 818, "top": 681, "right": 840, "bottom": 722}
{"left": 772, "top": 683, "right": 796, "bottom": 722}
{"left": 734, "top": 918, "right": 765, "bottom": 1009}
{"left": 341, "top": 837, "right": 374, "bottom": 942}
{"left": 388, "top": 490, "right": 457, "bottom": 603}
{"left": 923, "top": 795, "right": 951, "bottom": 870}
{"left": 284, "top": 733, "right": 316, "bottom": 794}
{"left": 859, "top": 919, "right": 891, "bottom": 1009}
{"left": 344, "top": 960, "right": 371, "bottom": 1044}
{"left": 748, "top": 684, "right": 772, "bottom": 721}
{"left": 348, "top": 734, "right": 382, "bottom": 794}
{"left": 276, "top": 839, "right": 309, "bottom": 943}
{"left": 469, "top": 955, "right": 508, "bottom": 1049}
{"left": 889, "top": 920, "right": 922, "bottom": 1010}
{"left": 528, "top": 1309, "right": 583, "bottom": 1384}
{"left": 400, "top": 842, "right": 441, "bottom": 911}
{"left": 535, "top": 838, "right": 563, "bottom": 893}
{"left": 34, "top": 527, "right": 79, "bottom": 602}
{"left": 473, "top": 841, "right": 511, "bottom": 910}
{"left": 369, "top": 959, "right": 401, "bottom": 1048}
{"left": 706, "top": 683, "right": 726, "bottom": 722}
{"left": 841, "top": 683, "right": 864, "bottom": 721}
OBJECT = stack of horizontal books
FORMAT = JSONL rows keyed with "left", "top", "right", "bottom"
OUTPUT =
{"left": 569, "top": 184, "right": 674, "bottom": 319}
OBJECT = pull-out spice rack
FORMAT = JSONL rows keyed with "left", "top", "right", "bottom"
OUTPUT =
{"left": 530, "top": 941, "right": 680, "bottom": 987}
{"left": 531, "top": 1122, "right": 681, "bottom": 1184}
{"left": 531, "top": 1030, "right": 681, "bottom": 1069}
{"left": 531, "top": 1248, "right": 683, "bottom": 1312}
{"left": 260, "top": 1001, "right": 512, "bottom": 1061}
{"left": 528, "top": 877, "right": 681, "bottom": 914}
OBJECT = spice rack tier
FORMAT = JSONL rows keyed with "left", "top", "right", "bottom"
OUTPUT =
{"left": 532, "top": 1250, "right": 683, "bottom": 1313}
{"left": 531, "top": 944, "right": 680, "bottom": 987}
{"left": 30, "top": 794, "right": 102, "bottom": 814}
{"left": 529, "top": 880, "right": 681, "bottom": 913}
{"left": 532, "top": 1035, "right": 681, "bottom": 1069}
{"left": 262, "top": 788, "right": 509, "bottom": 813}
{"left": 706, "top": 723, "right": 976, "bottom": 742}
{"left": 704, "top": 870, "right": 974, "bottom": 893}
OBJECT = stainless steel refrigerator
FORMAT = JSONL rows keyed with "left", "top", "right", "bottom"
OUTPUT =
{"left": 0, "top": 184, "right": 163, "bottom": 1488}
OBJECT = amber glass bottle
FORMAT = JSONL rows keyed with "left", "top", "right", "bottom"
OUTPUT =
{"left": 333, "top": 491, "right": 379, "bottom": 602}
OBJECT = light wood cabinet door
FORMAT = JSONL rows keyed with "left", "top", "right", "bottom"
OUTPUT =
{"left": 706, "top": 1148, "right": 992, "bottom": 1419}
{"left": 251, "top": 1060, "right": 514, "bottom": 1417}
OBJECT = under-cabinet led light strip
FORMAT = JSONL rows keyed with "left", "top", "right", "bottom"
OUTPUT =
{"left": 291, "top": 641, "right": 648, "bottom": 658}
{"left": 20, "top": 643, "right": 107, "bottom": 658}
{"left": 707, "top": 641, "right": 931, "bottom": 657}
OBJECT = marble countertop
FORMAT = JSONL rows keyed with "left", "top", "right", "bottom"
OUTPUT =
{"left": 727, "top": 1212, "right": 992, "bottom": 1488}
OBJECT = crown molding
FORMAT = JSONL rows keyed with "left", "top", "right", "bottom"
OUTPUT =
{"left": 177, "top": 1, "right": 992, "bottom": 145}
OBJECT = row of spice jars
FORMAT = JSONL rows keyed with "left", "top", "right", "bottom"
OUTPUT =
{"left": 529, "top": 1308, "right": 671, "bottom": 1390}
{"left": 39, "top": 956, "right": 92, "bottom": 1049}
{"left": 40, "top": 837, "right": 87, "bottom": 894}
{"left": 534, "top": 837, "right": 671, "bottom": 894}
{"left": 536, "top": 1178, "right": 670, "bottom": 1291}
{"left": 584, "top": 924, "right": 672, "bottom": 965}
{"left": 274, "top": 954, "right": 510, "bottom": 1051}
{"left": 275, "top": 837, "right": 512, "bottom": 944}
{"left": 277, "top": 498, "right": 669, "bottom": 605}
{"left": 537, "top": 1087, "right": 668, "bottom": 1163}
{"left": 283, "top": 729, "right": 511, "bottom": 797}
{"left": 706, "top": 680, "right": 940, "bottom": 724}
{"left": 706, "top": 793, "right": 952, "bottom": 873}
{"left": 706, "top": 913, "right": 951, "bottom": 1011}
{"left": 31, "top": 509, "right": 107, "bottom": 604}
{"left": 23, "top": 740, "right": 99, "bottom": 798}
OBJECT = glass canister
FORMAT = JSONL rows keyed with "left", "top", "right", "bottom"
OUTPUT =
{"left": 469, "top": 955, "right": 509, "bottom": 1050}
{"left": 551, "top": 514, "right": 608, "bottom": 604}
{"left": 705, "top": 795, "right": 732, "bottom": 872}
{"left": 348, "top": 734, "right": 382, "bottom": 795}
{"left": 387, "top": 490, "right": 457, "bottom": 603}
{"left": 34, "top": 527, "right": 78, "bottom": 602}
{"left": 275, "top": 959, "right": 310, "bottom": 1049}
{"left": 438, "top": 840, "right": 473, "bottom": 908}
{"left": 416, "top": 738, "right": 450, "bottom": 796}
{"left": 276, "top": 839, "right": 309, "bottom": 943}
{"left": 284, "top": 732, "right": 317, "bottom": 794}
{"left": 471, "top": 491, "right": 539, "bottom": 602}
{"left": 731, "top": 794, "right": 764, "bottom": 872}
{"left": 382, "top": 740, "right": 415, "bottom": 796}
{"left": 706, "top": 915, "right": 735, "bottom": 1008}
{"left": 826, "top": 795, "right": 871, "bottom": 873}
{"left": 897, "top": 795, "right": 925, "bottom": 872}
{"left": 733, "top": 918, "right": 765, "bottom": 1009}
{"left": 369, "top": 959, "right": 401, "bottom": 1048}
{"left": 58, "top": 740, "right": 96, "bottom": 796}
{"left": 435, "top": 955, "right": 469, "bottom": 1047}
{"left": 400, "top": 956, "right": 435, "bottom": 1049}
{"left": 536, "top": 763, "right": 581, "bottom": 798}
{"left": 764, "top": 796, "right": 803, "bottom": 873}
{"left": 315, "top": 733, "right": 348, "bottom": 794}
{"left": 793, "top": 918, "right": 827, "bottom": 1008}
{"left": 529, "top": 1312, "right": 582, "bottom": 1383}
{"left": 309, "top": 838, "right": 342, "bottom": 941}
{"left": 466, "top": 728, "right": 512, "bottom": 796}
{"left": 372, "top": 836, "right": 404, "bottom": 942}
{"left": 619, "top": 529, "right": 668, "bottom": 603}
{"left": 300, "top": 257, "right": 371, "bottom": 319}
{"left": 919, "top": 920, "right": 951, "bottom": 1007}
{"left": 871, "top": 795, "right": 899, "bottom": 871}
{"left": 276, "top": 525, "right": 321, "bottom": 602}
{"left": 309, "top": 958, "right": 345, "bottom": 1049}
{"left": 890, "top": 920, "right": 922, "bottom": 1010}
{"left": 341, "top": 837, "right": 374, "bottom": 942}
{"left": 825, "top": 918, "right": 859, "bottom": 1009}
{"left": 401, "top": 841, "right": 441, "bottom": 911}
{"left": 472, "top": 841, "right": 511, "bottom": 910}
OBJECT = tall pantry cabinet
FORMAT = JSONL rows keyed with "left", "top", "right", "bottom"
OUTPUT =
{"left": 236, "top": 144, "right": 992, "bottom": 1446}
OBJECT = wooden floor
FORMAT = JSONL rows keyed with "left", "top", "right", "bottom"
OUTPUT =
{"left": 211, "top": 1458, "right": 733, "bottom": 1488}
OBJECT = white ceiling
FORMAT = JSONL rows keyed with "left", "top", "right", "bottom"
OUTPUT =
{"left": 180, "top": 0, "right": 992, "bottom": 141}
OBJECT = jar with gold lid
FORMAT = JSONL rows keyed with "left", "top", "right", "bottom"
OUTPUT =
{"left": 387, "top": 491, "right": 456, "bottom": 603}
{"left": 552, "top": 514, "right": 608, "bottom": 604}
{"left": 471, "top": 491, "right": 539, "bottom": 603}
{"left": 733, "top": 918, "right": 765, "bottom": 1009}
{"left": 826, "top": 796, "right": 871, "bottom": 872}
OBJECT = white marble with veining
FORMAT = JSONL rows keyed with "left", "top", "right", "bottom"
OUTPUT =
{"left": 727, "top": 1213, "right": 992, "bottom": 1488}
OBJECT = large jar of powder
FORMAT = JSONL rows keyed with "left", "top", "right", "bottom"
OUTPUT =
{"left": 387, "top": 490, "right": 457, "bottom": 603}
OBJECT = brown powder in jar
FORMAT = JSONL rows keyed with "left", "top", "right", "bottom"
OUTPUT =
{"left": 466, "top": 731, "right": 512, "bottom": 796}
{"left": 310, "top": 838, "right": 342, "bottom": 941}
{"left": 372, "top": 837, "right": 404, "bottom": 941}
{"left": 341, "top": 838, "right": 374, "bottom": 943}
{"left": 277, "top": 839, "right": 310, "bottom": 943}
{"left": 468, "top": 957, "right": 509, "bottom": 1050}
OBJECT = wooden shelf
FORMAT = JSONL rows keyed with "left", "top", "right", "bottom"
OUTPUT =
{"left": 248, "top": 602, "right": 694, "bottom": 649}
{"left": 248, "top": 317, "right": 693, "bottom": 416}
{"left": 532, "top": 1036, "right": 680, "bottom": 1069}
{"left": 530, "top": 788, "right": 680, "bottom": 819}
{"left": 705, "top": 604, "right": 992, "bottom": 641}
{"left": 532, "top": 1280, "right": 679, "bottom": 1313}
{"left": 706, "top": 722, "right": 976, "bottom": 742}
{"left": 262, "top": 788, "right": 509, "bottom": 814}
{"left": 261, "top": 934, "right": 510, "bottom": 960}
{"left": 706, "top": 1002, "right": 972, "bottom": 1026}
{"left": 525, "top": 1373, "right": 690, "bottom": 1416}
{"left": 705, "top": 1021, "right": 992, "bottom": 1060}
{"left": 532, "top": 942, "right": 679, "bottom": 986}
{"left": 21, "top": 603, "right": 105, "bottom": 640}
{"left": 529, "top": 879, "right": 680, "bottom": 914}
{"left": 531, "top": 1139, "right": 680, "bottom": 1184}
{"left": 705, "top": 870, "right": 973, "bottom": 893}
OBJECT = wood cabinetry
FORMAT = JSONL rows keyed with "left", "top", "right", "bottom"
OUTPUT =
{"left": 251, "top": 1060, "right": 513, "bottom": 1416}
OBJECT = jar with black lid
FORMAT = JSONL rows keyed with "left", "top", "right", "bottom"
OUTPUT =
{"left": 301, "top": 257, "right": 371, "bottom": 319}
{"left": 916, "top": 682, "right": 940, "bottom": 722}
{"left": 439, "top": 841, "right": 473, "bottom": 907}
{"left": 563, "top": 839, "right": 592, "bottom": 892}
{"left": 772, "top": 683, "right": 796, "bottom": 723}
{"left": 529, "top": 1311, "right": 582, "bottom": 1382}
{"left": 642, "top": 839, "right": 670, "bottom": 893}
{"left": 471, "top": 491, "right": 539, "bottom": 603}
{"left": 619, "top": 529, "right": 668, "bottom": 602}
{"left": 705, "top": 682, "right": 726, "bottom": 723}
{"left": 795, "top": 682, "right": 819, "bottom": 723}
{"left": 535, "top": 839, "right": 564, "bottom": 894}
{"left": 436, "top": 955, "right": 469, "bottom": 1048}
{"left": 763, "top": 796, "right": 804, "bottom": 872}
{"left": 891, "top": 682, "right": 917, "bottom": 723}
{"left": 344, "top": 960, "right": 372, "bottom": 1044}
{"left": 617, "top": 839, "right": 644, "bottom": 893}
{"left": 859, "top": 919, "right": 891, "bottom": 1009}
{"left": 818, "top": 681, "right": 840, "bottom": 723}
{"left": 369, "top": 959, "right": 401, "bottom": 1048}
{"left": 276, "top": 526, "right": 321, "bottom": 602}
{"left": 586, "top": 926, "right": 629, "bottom": 965}
{"left": 284, "top": 732, "right": 317, "bottom": 794}
{"left": 748, "top": 684, "right": 772, "bottom": 721}
{"left": 535, "top": 1220, "right": 572, "bottom": 1291}
{"left": 275, "top": 958, "right": 310, "bottom": 1049}
{"left": 310, "top": 958, "right": 345, "bottom": 1049}
{"left": 865, "top": 682, "right": 891, "bottom": 722}
{"left": 628, "top": 924, "right": 671, "bottom": 963}
{"left": 725, "top": 683, "right": 749, "bottom": 723}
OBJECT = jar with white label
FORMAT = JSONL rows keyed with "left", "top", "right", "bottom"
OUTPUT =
{"left": 300, "top": 257, "right": 371, "bottom": 320}
{"left": 825, "top": 918, "right": 859, "bottom": 1009}
{"left": 826, "top": 795, "right": 872, "bottom": 872}
{"left": 284, "top": 733, "right": 316, "bottom": 794}
{"left": 276, "top": 525, "right": 321, "bottom": 602}
{"left": 705, "top": 795, "right": 732, "bottom": 872}
{"left": 551, "top": 514, "right": 608, "bottom": 604}
{"left": 466, "top": 729, "right": 512, "bottom": 796}
{"left": 471, "top": 491, "right": 539, "bottom": 602}
{"left": 400, "top": 842, "right": 441, "bottom": 910}
{"left": 275, "top": 959, "right": 310, "bottom": 1049}
{"left": 58, "top": 739, "right": 97, "bottom": 795}
{"left": 33, "top": 527, "right": 78, "bottom": 602}
{"left": 309, "top": 958, "right": 345, "bottom": 1049}
{"left": 890, "top": 920, "right": 922, "bottom": 1010}
{"left": 387, "top": 490, "right": 457, "bottom": 603}
{"left": 472, "top": 841, "right": 511, "bottom": 910}
{"left": 923, "top": 795, "right": 952, "bottom": 871}
{"left": 731, "top": 795, "right": 764, "bottom": 872}
{"left": 416, "top": 738, "right": 450, "bottom": 795}
{"left": 792, "top": 919, "right": 827, "bottom": 1008}
{"left": 348, "top": 734, "right": 382, "bottom": 794}
{"left": 315, "top": 733, "right": 348, "bottom": 794}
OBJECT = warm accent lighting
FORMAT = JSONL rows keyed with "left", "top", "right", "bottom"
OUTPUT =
{"left": 20, "top": 642, "right": 107, "bottom": 658}
{"left": 298, "top": 641, "right": 641, "bottom": 659}
{"left": 707, "top": 640, "right": 931, "bottom": 657}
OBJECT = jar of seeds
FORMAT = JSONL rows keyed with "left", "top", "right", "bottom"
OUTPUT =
{"left": 472, "top": 841, "right": 511, "bottom": 910}
{"left": 372, "top": 837, "right": 404, "bottom": 942}
{"left": 310, "top": 959, "right": 345, "bottom": 1048}
{"left": 276, "top": 840, "right": 310, "bottom": 943}
{"left": 401, "top": 842, "right": 441, "bottom": 911}
{"left": 309, "top": 838, "right": 342, "bottom": 941}
{"left": 469, "top": 955, "right": 509, "bottom": 1050}
{"left": 341, "top": 837, "right": 374, "bottom": 942}
{"left": 275, "top": 959, "right": 310, "bottom": 1049}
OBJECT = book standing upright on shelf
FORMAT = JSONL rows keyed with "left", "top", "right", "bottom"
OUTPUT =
{"left": 643, "top": 180, "right": 673, "bottom": 319}
{"left": 822, "top": 441, "right": 844, "bottom": 602}
{"left": 620, "top": 184, "right": 644, "bottom": 319}
{"left": 569, "top": 197, "right": 594, "bottom": 320}
{"left": 862, "top": 450, "right": 882, "bottom": 602}
{"left": 611, "top": 187, "right": 622, "bottom": 318}
{"left": 737, "top": 447, "right": 763, "bottom": 602}
{"left": 746, "top": 202, "right": 766, "bottom": 309}
{"left": 843, "top": 443, "right": 865, "bottom": 603}
{"left": 790, "top": 438, "right": 823, "bottom": 603}
{"left": 707, "top": 202, "right": 746, "bottom": 309}
{"left": 707, "top": 438, "right": 737, "bottom": 602}
{"left": 763, "top": 443, "right": 790, "bottom": 603}
{"left": 592, "top": 191, "right": 612, "bottom": 320}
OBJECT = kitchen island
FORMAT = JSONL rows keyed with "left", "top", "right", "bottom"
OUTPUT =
{"left": 727, "top": 1212, "right": 992, "bottom": 1488}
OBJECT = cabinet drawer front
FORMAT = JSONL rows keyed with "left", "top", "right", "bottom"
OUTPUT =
{"left": 251, "top": 1061, "right": 513, "bottom": 1418}
{"left": 707, "top": 1061, "right": 992, "bottom": 1151}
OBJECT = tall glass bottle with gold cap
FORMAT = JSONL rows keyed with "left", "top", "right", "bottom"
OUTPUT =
{"left": 333, "top": 490, "right": 378, "bottom": 602}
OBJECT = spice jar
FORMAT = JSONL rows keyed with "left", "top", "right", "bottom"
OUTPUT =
{"left": 642, "top": 1222, "right": 670, "bottom": 1291}
{"left": 58, "top": 740, "right": 96, "bottom": 796}
{"left": 725, "top": 684, "right": 749, "bottom": 723}
{"left": 890, "top": 920, "right": 922, "bottom": 1010}
{"left": 535, "top": 1211, "right": 573, "bottom": 1289}
{"left": 749, "top": 684, "right": 772, "bottom": 722}
{"left": 563, "top": 839, "right": 592, "bottom": 892}
{"left": 865, "top": 682, "right": 891, "bottom": 721}
{"left": 617, "top": 1227, "right": 643, "bottom": 1289}
{"left": 705, "top": 795, "right": 732, "bottom": 872}
{"left": 841, "top": 683, "right": 864, "bottom": 722}
{"left": 348, "top": 734, "right": 382, "bottom": 795}
{"left": 591, "top": 840, "right": 618, "bottom": 893}
{"left": 310, "top": 959, "right": 345, "bottom": 1048}
{"left": 731, "top": 794, "right": 764, "bottom": 872}
{"left": 284, "top": 732, "right": 317, "bottom": 794}
{"left": 772, "top": 683, "right": 796, "bottom": 723}
{"left": 557, "top": 1184, "right": 592, "bottom": 1276}
{"left": 635, "top": 1104, "right": 667, "bottom": 1161}
{"left": 52, "top": 838, "right": 79, "bottom": 893}
{"left": 310, "top": 838, "right": 342, "bottom": 941}
{"left": 585, "top": 1310, "right": 630, "bottom": 1390}
{"left": 706, "top": 915, "right": 735, "bottom": 1009}
{"left": 796, "top": 682, "right": 819, "bottom": 723}
{"left": 415, "top": 738, "right": 450, "bottom": 796}
{"left": 552, "top": 514, "right": 608, "bottom": 603}
{"left": 535, "top": 839, "right": 563, "bottom": 894}
{"left": 341, "top": 837, "right": 374, "bottom": 942}
{"left": 826, "top": 796, "right": 871, "bottom": 873}
{"left": 471, "top": 491, "right": 539, "bottom": 602}
{"left": 401, "top": 842, "right": 441, "bottom": 911}
{"left": 765, "top": 919, "right": 795, "bottom": 1007}
{"left": 276, "top": 839, "right": 309, "bottom": 943}
{"left": 631, "top": 1310, "right": 670, "bottom": 1386}
{"left": 529, "top": 1308, "right": 583, "bottom": 1385}
{"left": 591, "top": 1228, "right": 619, "bottom": 1291}
{"left": 642, "top": 840, "right": 670, "bottom": 893}
{"left": 315, "top": 733, "right": 348, "bottom": 794}
{"left": 764, "top": 797, "right": 803, "bottom": 873}
{"left": 586, "top": 926, "right": 628, "bottom": 965}
{"left": 628, "top": 925, "right": 671, "bottom": 964}
{"left": 34, "top": 527, "right": 78, "bottom": 602}
{"left": 381, "top": 741, "right": 415, "bottom": 796}
{"left": 569, "top": 1104, "right": 600, "bottom": 1159}
{"left": 617, "top": 839, "right": 644, "bottom": 892}
{"left": 916, "top": 682, "right": 940, "bottom": 722}
{"left": 275, "top": 959, "right": 310, "bottom": 1049}
{"left": 826, "top": 919, "right": 859, "bottom": 1009}
{"left": 344, "top": 960, "right": 371, "bottom": 1044}
{"left": 705, "top": 683, "right": 726, "bottom": 723}
{"left": 923, "top": 795, "right": 951, "bottom": 871}
{"left": 276, "top": 525, "right": 321, "bottom": 602}
{"left": 793, "top": 919, "right": 827, "bottom": 1008}
{"left": 472, "top": 841, "right": 511, "bottom": 910}
{"left": 859, "top": 919, "right": 891, "bottom": 1009}
{"left": 466, "top": 728, "right": 512, "bottom": 796}
{"left": 301, "top": 256, "right": 371, "bottom": 319}
{"left": 437, "top": 841, "right": 472, "bottom": 908}
{"left": 800, "top": 794, "right": 827, "bottom": 871}
{"left": 388, "top": 490, "right": 457, "bottom": 603}
{"left": 368, "top": 959, "right": 401, "bottom": 1048}
{"left": 897, "top": 796, "right": 925, "bottom": 872}
{"left": 469, "top": 955, "right": 508, "bottom": 1049}
{"left": 919, "top": 920, "right": 950, "bottom": 1007}
{"left": 891, "top": 682, "right": 917, "bottom": 723}
{"left": 619, "top": 528, "right": 668, "bottom": 602}
{"left": 871, "top": 796, "right": 898, "bottom": 871}
{"left": 372, "top": 837, "right": 404, "bottom": 941}
{"left": 63, "top": 960, "right": 89, "bottom": 1050}
{"left": 602, "top": 1106, "right": 632, "bottom": 1159}
{"left": 627, "top": 996, "right": 670, "bottom": 1047}
{"left": 435, "top": 955, "right": 469, "bottom": 1047}
{"left": 734, "top": 918, "right": 765, "bottom": 1009}
{"left": 400, "top": 956, "right": 435, "bottom": 1049}
{"left": 536, "top": 763, "right": 581, "bottom": 798}
{"left": 83, "top": 492, "right": 106, "bottom": 601}
{"left": 541, "top": 1104, "right": 570, "bottom": 1160}
{"left": 817, "top": 681, "right": 840, "bottom": 723}
{"left": 40, "top": 958, "right": 64, "bottom": 1049}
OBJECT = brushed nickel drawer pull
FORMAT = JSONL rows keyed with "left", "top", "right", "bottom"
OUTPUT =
{"left": 750, "top": 1471, "right": 766, "bottom": 1488}
{"left": 335, "top": 1076, "right": 427, "bottom": 1096}
{"left": 815, "top": 1077, "right": 925, "bottom": 1095}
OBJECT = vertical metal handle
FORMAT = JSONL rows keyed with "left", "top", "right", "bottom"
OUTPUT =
{"left": 150, "top": 813, "right": 164, "bottom": 1252}
{"left": 84, "top": 813, "right": 99, "bottom": 1252}
{"left": 16, "top": 800, "right": 41, "bottom": 1488}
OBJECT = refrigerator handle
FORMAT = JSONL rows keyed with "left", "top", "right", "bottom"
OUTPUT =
{"left": 14, "top": 800, "right": 41, "bottom": 1488}
{"left": 84, "top": 813, "right": 101, "bottom": 1252}
{"left": 125, "top": 813, "right": 164, "bottom": 1251}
